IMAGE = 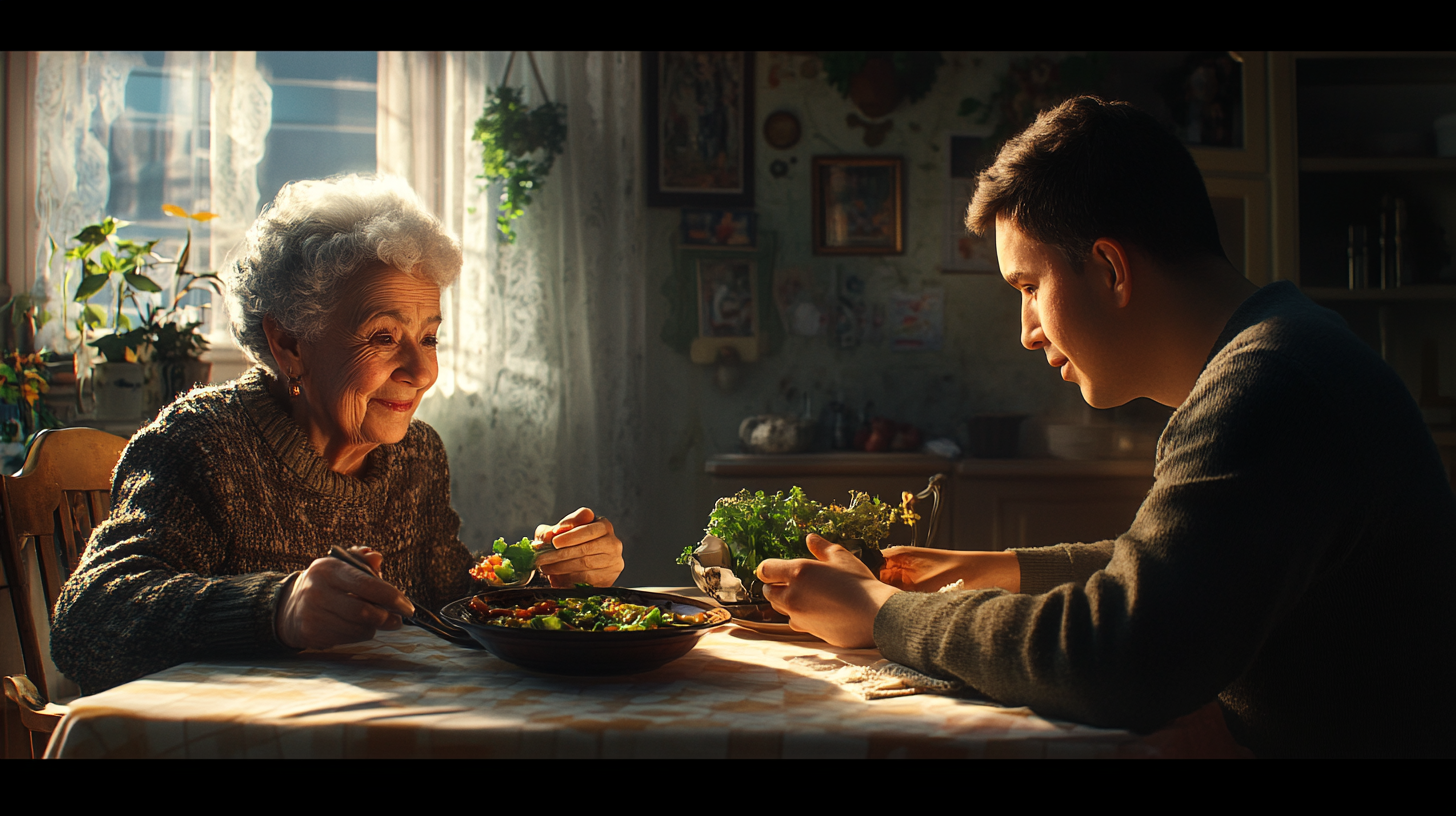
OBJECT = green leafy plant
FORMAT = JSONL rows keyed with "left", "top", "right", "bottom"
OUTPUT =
{"left": 60, "top": 216, "right": 161, "bottom": 354}
{"left": 473, "top": 84, "right": 567, "bottom": 244}
{"left": 60, "top": 206, "right": 222, "bottom": 363}
{"left": 153, "top": 205, "right": 223, "bottom": 361}
{"left": 0, "top": 350, "right": 61, "bottom": 443}
{"left": 679, "top": 487, "right": 904, "bottom": 585}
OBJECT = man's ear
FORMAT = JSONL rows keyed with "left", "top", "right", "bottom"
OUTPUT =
{"left": 1089, "top": 237, "right": 1133, "bottom": 309}
{"left": 262, "top": 314, "right": 303, "bottom": 376}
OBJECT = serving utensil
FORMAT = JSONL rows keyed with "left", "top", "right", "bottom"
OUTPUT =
{"left": 327, "top": 546, "right": 480, "bottom": 648}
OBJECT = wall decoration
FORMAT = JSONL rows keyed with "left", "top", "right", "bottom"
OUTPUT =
{"left": 821, "top": 52, "right": 945, "bottom": 119}
{"left": 681, "top": 209, "right": 757, "bottom": 247}
{"left": 943, "top": 134, "right": 998, "bottom": 273}
{"left": 888, "top": 288, "right": 945, "bottom": 351}
{"left": 697, "top": 259, "right": 757, "bottom": 340}
{"left": 812, "top": 156, "right": 905, "bottom": 255}
{"left": 835, "top": 266, "right": 866, "bottom": 348}
{"left": 644, "top": 51, "right": 755, "bottom": 208}
{"left": 846, "top": 113, "right": 893, "bottom": 147}
{"left": 763, "top": 111, "right": 802, "bottom": 150}
{"left": 957, "top": 52, "right": 1108, "bottom": 149}
{"left": 772, "top": 266, "right": 822, "bottom": 336}
{"left": 661, "top": 233, "right": 779, "bottom": 364}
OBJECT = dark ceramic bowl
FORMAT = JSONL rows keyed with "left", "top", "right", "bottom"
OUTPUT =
{"left": 439, "top": 587, "right": 731, "bottom": 676}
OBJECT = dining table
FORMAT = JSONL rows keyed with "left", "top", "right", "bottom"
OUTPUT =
{"left": 43, "top": 589, "right": 1249, "bottom": 759}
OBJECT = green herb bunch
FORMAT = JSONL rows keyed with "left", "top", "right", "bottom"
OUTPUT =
{"left": 679, "top": 487, "right": 902, "bottom": 585}
{"left": 473, "top": 85, "right": 567, "bottom": 244}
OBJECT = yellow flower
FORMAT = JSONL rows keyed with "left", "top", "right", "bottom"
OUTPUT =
{"left": 163, "top": 204, "right": 218, "bottom": 222}
{"left": 900, "top": 491, "right": 921, "bottom": 525}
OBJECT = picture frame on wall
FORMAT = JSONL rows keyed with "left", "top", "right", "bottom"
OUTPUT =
{"left": 692, "top": 256, "right": 762, "bottom": 364}
{"left": 680, "top": 208, "right": 757, "bottom": 247}
{"left": 812, "top": 156, "right": 905, "bottom": 255}
{"left": 644, "top": 51, "right": 755, "bottom": 208}
{"left": 943, "top": 134, "right": 998, "bottom": 273}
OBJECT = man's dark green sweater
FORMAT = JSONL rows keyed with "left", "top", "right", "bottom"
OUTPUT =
{"left": 876, "top": 282, "right": 1456, "bottom": 757}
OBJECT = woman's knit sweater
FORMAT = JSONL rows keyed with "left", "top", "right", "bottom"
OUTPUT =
{"left": 50, "top": 367, "right": 476, "bottom": 695}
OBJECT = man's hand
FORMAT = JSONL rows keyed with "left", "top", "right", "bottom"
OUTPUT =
{"left": 756, "top": 534, "right": 901, "bottom": 648}
{"left": 879, "top": 547, "right": 1022, "bottom": 593}
{"left": 533, "top": 508, "right": 624, "bottom": 587}
{"left": 275, "top": 546, "right": 413, "bottom": 650}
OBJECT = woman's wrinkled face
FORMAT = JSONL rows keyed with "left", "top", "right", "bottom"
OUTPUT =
{"left": 295, "top": 265, "right": 442, "bottom": 455}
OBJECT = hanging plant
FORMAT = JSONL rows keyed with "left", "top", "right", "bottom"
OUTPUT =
{"left": 472, "top": 52, "right": 567, "bottom": 244}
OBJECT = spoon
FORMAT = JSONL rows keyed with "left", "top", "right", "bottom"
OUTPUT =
{"left": 479, "top": 518, "right": 607, "bottom": 589}
{"left": 476, "top": 538, "right": 552, "bottom": 588}
{"left": 327, "top": 546, "right": 480, "bottom": 648}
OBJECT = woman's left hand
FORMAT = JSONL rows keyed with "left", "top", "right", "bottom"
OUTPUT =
{"left": 533, "top": 508, "right": 624, "bottom": 587}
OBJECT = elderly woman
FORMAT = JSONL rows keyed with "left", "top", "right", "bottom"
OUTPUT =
{"left": 51, "top": 175, "right": 623, "bottom": 695}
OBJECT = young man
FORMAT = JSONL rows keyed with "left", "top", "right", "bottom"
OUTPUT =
{"left": 757, "top": 96, "right": 1456, "bottom": 757}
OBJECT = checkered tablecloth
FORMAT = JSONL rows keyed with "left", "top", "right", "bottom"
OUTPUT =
{"left": 45, "top": 622, "right": 1246, "bottom": 758}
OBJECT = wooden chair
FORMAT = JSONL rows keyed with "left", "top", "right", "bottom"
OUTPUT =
{"left": 1, "top": 428, "right": 128, "bottom": 758}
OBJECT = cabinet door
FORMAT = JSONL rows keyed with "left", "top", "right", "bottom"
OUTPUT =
{"left": 955, "top": 476, "right": 1153, "bottom": 551}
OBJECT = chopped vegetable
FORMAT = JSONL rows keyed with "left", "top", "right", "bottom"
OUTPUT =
{"left": 467, "top": 594, "right": 706, "bottom": 631}
{"left": 469, "top": 536, "right": 539, "bottom": 586}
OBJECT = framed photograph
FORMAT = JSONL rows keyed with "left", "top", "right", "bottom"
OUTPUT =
{"left": 812, "top": 156, "right": 904, "bottom": 255}
{"left": 644, "top": 51, "right": 755, "bottom": 208}
{"left": 680, "top": 208, "right": 757, "bottom": 247}
{"left": 696, "top": 258, "right": 757, "bottom": 339}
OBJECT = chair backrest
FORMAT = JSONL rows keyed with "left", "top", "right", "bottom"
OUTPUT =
{"left": 1, "top": 428, "right": 129, "bottom": 701}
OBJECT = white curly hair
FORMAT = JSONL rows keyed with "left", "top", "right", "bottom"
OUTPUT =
{"left": 222, "top": 174, "right": 462, "bottom": 375}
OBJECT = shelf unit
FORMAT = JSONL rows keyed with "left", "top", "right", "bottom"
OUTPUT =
{"left": 1273, "top": 52, "right": 1456, "bottom": 292}
{"left": 1272, "top": 53, "right": 1456, "bottom": 460}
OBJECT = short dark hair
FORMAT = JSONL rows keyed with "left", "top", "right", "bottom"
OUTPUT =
{"left": 967, "top": 96, "right": 1226, "bottom": 269}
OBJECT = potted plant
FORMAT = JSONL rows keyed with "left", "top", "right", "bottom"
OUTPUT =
{"left": 678, "top": 487, "right": 906, "bottom": 610}
{"left": 62, "top": 205, "right": 220, "bottom": 421}
{"left": 151, "top": 206, "right": 222, "bottom": 405}
{"left": 0, "top": 349, "right": 62, "bottom": 471}
{"left": 472, "top": 52, "right": 567, "bottom": 244}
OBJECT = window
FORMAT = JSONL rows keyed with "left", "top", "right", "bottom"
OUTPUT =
{"left": 29, "top": 51, "right": 377, "bottom": 370}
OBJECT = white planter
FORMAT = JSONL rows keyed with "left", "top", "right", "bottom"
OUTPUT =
{"left": 93, "top": 361, "right": 151, "bottom": 422}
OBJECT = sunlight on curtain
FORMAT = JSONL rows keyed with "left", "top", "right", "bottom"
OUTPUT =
{"left": 32, "top": 51, "right": 134, "bottom": 351}
{"left": 378, "top": 52, "right": 647, "bottom": 568}
{"left": 31, "top": 52, "right": 270, "bottom": 360}
{"left": 209, "top": 52, "right": 272, "bottom": 274}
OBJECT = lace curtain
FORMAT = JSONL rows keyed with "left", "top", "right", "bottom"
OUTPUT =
{"left": 31, "top": 51, "right": 270, "bottom": 354}
{"left": 378, "top": 52, "right": 647, "bottom": 568}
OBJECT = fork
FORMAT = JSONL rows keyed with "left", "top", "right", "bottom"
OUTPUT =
{"left": 327, "top": 546, "right": 480, "bottom": 648}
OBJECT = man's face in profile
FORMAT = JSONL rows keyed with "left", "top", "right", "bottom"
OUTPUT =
{"left": 996, "top": 215, "right": 1132, "bottom": 409}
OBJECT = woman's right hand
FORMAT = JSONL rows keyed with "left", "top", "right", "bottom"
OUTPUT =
{"left": 878, "top": 547, "right": 1021, "bottom": 594}
{"left": 275, "top": 546, "right": 415, "bottom": 650}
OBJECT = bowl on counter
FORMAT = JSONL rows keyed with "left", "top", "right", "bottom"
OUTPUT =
{"left": 738, "top": 414, "right": 815, "bottom": 454}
